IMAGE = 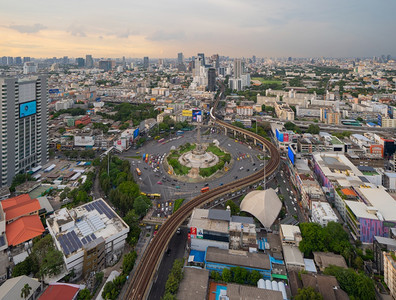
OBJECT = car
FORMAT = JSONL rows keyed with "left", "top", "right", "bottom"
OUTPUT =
{"left": 253, "top": 168, "right": 257, "bottom": 171}
{"left": 155, "top": 224, "right": 159, "bottom": 230}
{"left": 219, "top": 183, "right": 224, "bottom": 186}
{"left": 166, "top": 248, "right": 171, "bottom": 256}
{"left": 240, "top": 167, "right": 244, "bottom": 170}
{"left": 234, "top": 176, "right": 238, "bottom": 179}
{"left": 176, "top": 228, "right": 181, "bottom": 235}
{"left": 246, "top": 169, "right": 250, "bottom": 172}
{"left": 175, "top": 186, "right": 180, "bottom": 189}
{"left": 204, "top": 183, "right": 209, "bottom": 187}
{"left": 154, "top": 230, "right": 158, "bottom": 235}
{"left": 157, "top": 181, "right": 162, "bottom": 185}
{"left": 253, "top": 163, "right": 256, "bottom": 166}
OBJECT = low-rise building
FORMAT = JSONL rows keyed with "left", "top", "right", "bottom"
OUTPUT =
{"left": 311, "top": 201, "right": 338, "bottom": 226}
{"left": 46, "top": 199, "right": 129, "bottom": 279}
{"left": 274, "top": 101, "right": 295, "bottom": 121}
{"left": 383, "top": 250, "right": 396, "bottom": 299}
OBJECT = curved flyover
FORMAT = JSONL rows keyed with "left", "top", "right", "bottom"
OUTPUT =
{"left": 125, "top": 108, "right": 280, "bottom": 299}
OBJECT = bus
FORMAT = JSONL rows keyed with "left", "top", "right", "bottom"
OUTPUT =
{"left": 158, "top": 138, "right": 165, "bottom": 143}
{"left": 201, "top": 187, "right": 210, "bottom": 193}
{"left": 147, "top": 193, "right": 161, "bottom": 199}
{"left": 140, "top": 191, "right": 147, "bottom": 196}
{"left": 136, "top": 168, "right": 142, "bottom": 176}
{"left": 176, "top": 130, "right": 184, "bottom": 136}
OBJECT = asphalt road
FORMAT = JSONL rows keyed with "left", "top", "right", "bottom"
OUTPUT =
{"left": 276, "top": 160, "right": 306, "bottom": 223}
{"left": 148, "top": 226, "right": 188, "bottom": 300}
{"left": 120, "top": 129, "right": 265, "bottom": 206}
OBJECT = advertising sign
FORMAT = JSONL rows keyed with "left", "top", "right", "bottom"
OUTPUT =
{"left": 197, "top": 228, "right": 203, "bottom": 239}
{"left": 288, "top": 146, "right": 295, "bottom": 165}
{"left": 192, "top": 110, "right": 202, "bottom": 122}
{"left": 182, "top": 110, "right": 192, "bottom": 117}
{"left": 284, "top": 133, "right": 289, "bottom": 143}
{"left": 19, "top": 100, "right": 37, "bottom": 118}
{"left": 133, "top": 128, "right": 140, "bottom": 139}
{"left": 49, "top": 88, "right": 60, "bottom": 94}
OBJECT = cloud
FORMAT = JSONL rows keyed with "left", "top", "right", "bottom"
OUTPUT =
{"left": 146, "top": 30, "right": 186, "bottom": 41}
{"left": 115, "top": 29, "right": 139, "bottom": 39}
{"left": 67, "top": 24, "right": 86, "bottom": 37}
{"left": 8, "top": 23, "right": 47, "bottom": 33}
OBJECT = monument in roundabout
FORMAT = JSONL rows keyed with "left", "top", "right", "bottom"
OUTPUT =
{"left": 166, "top": 122, "right": 231, "bottom": 181}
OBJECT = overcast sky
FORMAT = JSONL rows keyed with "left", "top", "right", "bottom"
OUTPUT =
{"left": 1, "top": 0, "right": 395, "bottom": 58}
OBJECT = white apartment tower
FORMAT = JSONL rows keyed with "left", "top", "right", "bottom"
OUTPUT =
{"left": 0, "top": 76, "right": 48, "bottom": 186}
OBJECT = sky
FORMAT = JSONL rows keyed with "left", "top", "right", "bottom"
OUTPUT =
{"left": 1, "top": 0, "right": 395, "bottom": 58}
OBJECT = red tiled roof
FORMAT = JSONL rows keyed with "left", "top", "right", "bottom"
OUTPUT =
{"left": 39, "top": 283, "right": 80, "bottom": 300}
{"left": 1, "top": 194, "right": 41, "bottom": 221}
{"left": 6, "top": 215, "right": 45, "bottom": 246}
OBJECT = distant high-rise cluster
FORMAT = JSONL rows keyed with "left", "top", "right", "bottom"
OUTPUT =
{"left": 229, "top": 58, "right": 250, "bottom": 91}
{"left": 143, "top": 56, "right": 149, "bottom": 70}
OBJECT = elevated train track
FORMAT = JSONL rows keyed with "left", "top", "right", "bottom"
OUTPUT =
{"left": 125, "top": 102, "right": 280, "bottom": 299}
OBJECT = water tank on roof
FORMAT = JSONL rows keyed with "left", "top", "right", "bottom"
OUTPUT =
{"left": 278, "top": 282, "right": 287, "bottom": 300}
{"left": 272, "top": 280, "right": 279, "bottom": 291}
{"left": 257, "top": 279, "right": 265, "bottom": 289}
{"left": 265, "top": 280, "right": 272, "bottom": 290}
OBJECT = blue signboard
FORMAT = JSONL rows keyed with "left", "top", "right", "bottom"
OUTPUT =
{"left": 133, "top": 128, "right": 140, "bottom": 139}
{"left": 288, "top": 146, "right": 295, "bottom": 165}
{"left": 19, "top": 101, "right": 37, "bottom": 118}
{"left": 192, "top": 110, "right": 202, "bottom": 121}
{"left": 49, "top": 89, "right": 60, "bottom": 94}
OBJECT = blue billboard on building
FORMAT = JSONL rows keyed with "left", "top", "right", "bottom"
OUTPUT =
{"left": 192, "top": 110, "right": 202, "bottom": 122}
{"left": 49, "top": 89, "right": 60, "bottom": 94}
{"left": 275, "top": 129, "right": 284, "bottom": 142}
{"left": 19, "top": 101, "right": 37, "bottom": 118}
{"left": 133, "top": 128, "right": 140, "bottom": 139}
{"left": 288, "top": 146, "right": 295, "bottom": 165}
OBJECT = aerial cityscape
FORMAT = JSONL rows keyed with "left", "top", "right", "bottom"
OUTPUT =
{"left": 1, "top": 1, "right": 396, "bottom": 300}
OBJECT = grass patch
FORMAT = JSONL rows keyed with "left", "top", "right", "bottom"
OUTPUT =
{"left": 252, "top": 77, "right": 282, "bottom": 85}
{"left": 168, "top": 158, "right": 190, "bottom": 175}
{"left": 179, "top": 143, "right": 196, "bottom": 154}
{"left": 199, "top": 144, "right": 231, "bottom": 177}
{"left": 173, "top": 198, "right": 185, "bottom": 212}
{"left": 125, "top": 156, "right": 141, "bottom": 159}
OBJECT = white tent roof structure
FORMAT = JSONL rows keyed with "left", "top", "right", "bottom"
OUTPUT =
{"left": 240, "top": 188, "right": 282, "bottom": 228}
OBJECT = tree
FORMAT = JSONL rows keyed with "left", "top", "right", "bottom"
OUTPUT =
{"left": 295, "top": 287, "right": 323, "bottom": 300}
{"left": 225, "top": 200, "right": 240, "bottom": 215}
{"left": 248, "top": 270, "right": 262, "bottom": 285}
{"left": 77, "top": 288, "right": 92, "bottom": 300}
{"left": 284, "top": 121, "right": 295, "bottom": 131}
{"left": 133, "top": 196, "right": 152, "bottom": 217}
{"left": 122, "top": 251, "right": 137, "bottom": 275}
{"left": 307, "top": 124, "right": 320, "bottom": 134}
{"left": 20, "top": 283, "right": 32, "bottom": 300}
{"left": 38, "top": 248, "right": 64, "bottom": 278}
{"left": 58, "top": 127, "right": 66, "bottom": 134}
{"left": 222, "top": 268, "right": 232, "bottom": 282}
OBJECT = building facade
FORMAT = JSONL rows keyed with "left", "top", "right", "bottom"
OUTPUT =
{"left": 0, "top": 76, "right": 48, "bottom": 186}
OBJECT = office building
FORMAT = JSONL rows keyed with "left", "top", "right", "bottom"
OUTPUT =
{"left": 207, "top": 68, "right": 216, "bottom": 91}
{"left": 0, "top": 75, "right": 48, "bottom": 187}
{"left": 234, "top": 58, "right": 242, "bottom": 78}
{"left": 76, "top": 58, "right": 85, "bottom": 68}
{"left": 197, "top": 53, "right": 205, "bottom": 67}
{"left": 98, "top": 60, "right": 112, "bottom": 72}
{"left": 311, "top": 201, "right": 338, "bottom": 226}
{"left": 85, "top": 55, "right": 94, "bottom": 68}
{"left": 15, "top": 57, "right": 22, "bottom": 65}
{"left": 23, "top": 57, "right": 30, "bottom": 63}
{"left": 275, "top": 101, "right": 295, "bottom": 121}
{"left": 320, "top": 107, "right": 340, "bottom": 125}
{"left": 23, "top": 62, "right": 37, "bottom": 74}
{"left": 47, "top": 199, "right": 129, "bottom": 279}
{"left": 143, "top": 56, "right": 149, "bottom": 69}
{"left": 177, "top": 52, "right": 184, "bottom": 65}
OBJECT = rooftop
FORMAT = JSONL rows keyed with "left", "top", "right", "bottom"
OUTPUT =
{"left": 189, "top": 209, "right": 229, "bottom": 234}
{"left": 1, "top": 194, "right": 41, "bottom": 222}
{"left": 0, "top": 275, "right": 40, "bottom": 300}
{"left": 226, "top": 283, "right": 283, "bottom": 300}
{"left": 344, "top": 200, "right": 379, "bottom": 220}
{"left": 282, "top": 244, "right": 305, "bottom": 267}
{"left": 356, "top": 187, "right": 396, "bottom": 221}
{"left": 205, "top": 247, "right": 271, "bottom": 270}
{"left": 6, "top": 215, "right": 45, "bottom": 246}
{"left": 176, "top": 267, "right": 209, "bottom": 300}
{"left": 47, "top": 199, "right": 129, "bottom": 257}
{"left": 39, "top": 283, "right": 80, "bottom": 300}
{"left": 280, "top": 224, "right": 301, "bottom": 242}
{"left": 313, "top": 252, "right": 347, "bottom": 271}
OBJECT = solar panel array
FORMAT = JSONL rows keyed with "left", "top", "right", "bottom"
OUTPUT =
{"left": 58, "top": 231, "right": 83, "bottom": 256}
{"left": 85, "top": 200, "right": 115, "bottom": 219}
{"left": 81, "top": 233, "right": 97, "bottom": 245}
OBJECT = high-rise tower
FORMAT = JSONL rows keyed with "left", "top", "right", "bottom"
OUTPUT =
{"left": 0, "top": 75, "right": 48, "bottom": 186}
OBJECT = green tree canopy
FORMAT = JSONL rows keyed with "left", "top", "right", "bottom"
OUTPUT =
{"left": 295, "top": 287, "right": 323, "bottom": 300}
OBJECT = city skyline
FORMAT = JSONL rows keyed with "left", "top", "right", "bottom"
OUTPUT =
{"left": 1, "top": 0, "right": 395, "bottom": 58}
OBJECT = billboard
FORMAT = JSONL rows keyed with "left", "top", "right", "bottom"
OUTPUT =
{"left": 49, "top": 88, "right": 60, "bottom": 94}
{"left": 284, "top": 133, "right": 289, "bottom": 142}
{"left": 192, "top": 110, "right": 202, "bottom": 122}
{"left": 133, "top": 128, "right": 140, "bottom": 139}
{"left": 288, "top": 146, "right": 295, "bottom": 165}
{"left": 19, "top": 100, "right": 36, "bottom": 118}
{"left": 182, "top": 110, "right": 192, "bottom": 117}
